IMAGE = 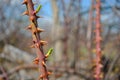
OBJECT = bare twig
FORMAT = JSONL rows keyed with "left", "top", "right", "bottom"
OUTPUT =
{"left": 0, "top": 66, "right": 8, "bottom": 80}
{"left": 0, "top": 64, "right": 90, "bottom": 80}
{"left": 104, "top": 53, "right": 120, "bottom": 80}
{"left": 0, "top": 64, "right": 37, "bottom": 79}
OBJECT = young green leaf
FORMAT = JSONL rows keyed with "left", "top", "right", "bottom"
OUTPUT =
{"left": 45, "top": 48, "right": 53, "bottom": 57}
{"left": 36, "top": 5, "right": 42, "bottom": 13}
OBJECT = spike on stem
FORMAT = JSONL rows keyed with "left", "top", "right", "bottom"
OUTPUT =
{"left": 25, "top": 25, "right": 32, "bottom": 30}
{"left": 30, "top": 44, "right": 35, "bottom": 48}
{"left": 42, "top": 61, "right": 46, "bottom": 67}
{"left": 33, "top": 58, "right": 39, "bottom": 64}
{"left": 37, "top": 28, "right": 44, "bottom": 33}
{"left": 40, "top": 40, "right": 48, "bottom": 45}
{"left": 22, "top": 0, "right": 27, "bottom": 4}
{"left": 47, "top": 71, "right": 52, "bottom": 75}
{"left": 22, "top": 10, "right": 29, "bottom": 15}
{"left": 32, "top": 28, "right": 44, "bottom": 35}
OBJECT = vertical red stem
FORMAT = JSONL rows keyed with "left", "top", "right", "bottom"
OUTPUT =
{"left": 22, "top": 0, "right": 49, "bottom": 80}
{"left": 95, "top": 0, "right": 102, "bottom": 80}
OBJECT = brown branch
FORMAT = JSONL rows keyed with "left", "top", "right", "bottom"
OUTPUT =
{"left": 0, "top": 64, "right": 37, "bottom": 78}
{"left": 61, "top": 0, "right": 69, "bottom": 70}
{"left": 73, "top": 0, "right": 81, "bottom": 71}
{"left": 0, "top": 66, "right": 8, "bottom": 80}
{"left": 22, "top": 0, "right": 50, "bottom": 80}
{"left": 104, "top": 52, "right": 120, "bottom": 80}
{"left": 0, "top": 64, "right": 90, "bottom": 80}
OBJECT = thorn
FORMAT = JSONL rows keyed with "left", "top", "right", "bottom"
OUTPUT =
{"left": 94, "top": 74, "right": 98, "bottom": 78}
{"left": 33, "top": 58, "right": 39, "bottom": 64}
{"left": 33, "top": 60, "right": 39, "bottom": 65}
{"left": 37, "top": 28, "right": 44, "bottom": 33}
{"left": 22, "top": 0, "right": 27, "bottom": 4}
{"left": 34, "top": 58, "right": 39, "bottom": 61}
{"left": 40, "top": 40, "right": 48, "bottom": 45}
{"left": 98, "top": 64, "right": 103, "bottom": 68}
{"left": 99, "top": 37, "right": 102, "bottom": 41}
{"left": 47, "top": 71, "right": 52, "bottom": 75}
{"left": 25, "top": 25, "right": 32, "bottom": 30}
{"left": 42, "top": 61, "right": 46, "bottom": 66}
{"left": 22, "top": 10, "right": 28, "bottom": 15}
{"left": 30, "top": 44, "right": 35, "bottom": 48}
{"left": 33, "top": 28, "right": 44, "bottom": 34}
{"left": 39, "top": 72, "right": 51, "bottom": 80}
{"left": 38, "top": 71, "right": 51, "bottom": 80}
{"left": 36, "top": 43, "right": 40, "bottom": 48}
{"left": 39, "top": 75, "right": 43, "bottom": 79}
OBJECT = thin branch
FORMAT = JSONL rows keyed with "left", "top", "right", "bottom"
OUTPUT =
{"left": 0, "top": 66, "right": 8, "bottom": 80}
{"left": 104, "top": 53, "right": 120, "bottom": 80}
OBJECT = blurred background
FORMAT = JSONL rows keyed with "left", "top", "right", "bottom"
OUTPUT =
{"left": 0, "top": 0, "right": 120, "bottom": 80}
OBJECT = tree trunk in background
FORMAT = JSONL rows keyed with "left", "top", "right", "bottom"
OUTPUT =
{"left": 51, "top": 0, "right": 63, "bottom": 64}
{"left": 51, "top": 1, "right": 65, "bottom": 79}
{"left": 61, "top": 0, "right": 72, "bottom": 70}
{"left": 71, "top": 0, "right": 81, "bottom": 72}
{"left": 86, "top": 1, "right": 94, "bottom": 79}
{"left": 86, "top": 0, "right": 94, "bottom": 65}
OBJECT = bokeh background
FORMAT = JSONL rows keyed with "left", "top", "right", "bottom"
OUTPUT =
{"left": 0, "top": 0, "right": 120, "bottom": 80}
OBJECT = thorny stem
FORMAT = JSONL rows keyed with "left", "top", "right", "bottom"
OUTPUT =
{"left": 94, "top": 0, "right": 102, "bottom": 80}
{"left": 22, "top": 0, "right": 50, "bottom": 80}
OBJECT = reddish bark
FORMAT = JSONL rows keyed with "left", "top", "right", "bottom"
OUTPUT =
{"left": 94, "top": 0, "right": 102, "bottom": 80}
{"left": 22, "top": 0, "right": 49, "bottom": 80}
